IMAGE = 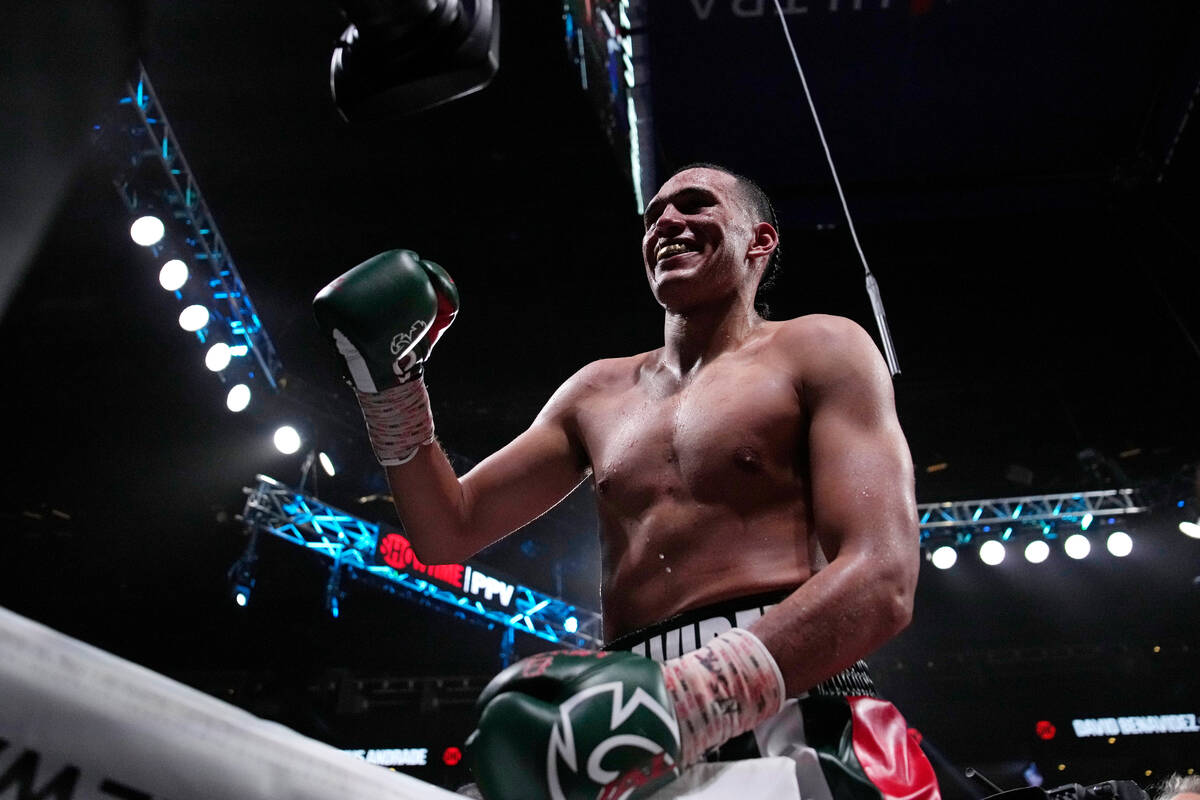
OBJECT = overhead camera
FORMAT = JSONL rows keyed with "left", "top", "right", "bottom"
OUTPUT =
{"left": 330, "top": 0, "right": 501, "bottom": 122}
{"left": 986, "top": 780, "right": 1149, "bottom": 800}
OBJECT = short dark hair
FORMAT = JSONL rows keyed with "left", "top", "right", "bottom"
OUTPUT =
{"left": 670, "top": 162, "right": 782, "bottom": 317}
{"left": 1153, "top": 774, "right": 1200, "bottom": 800}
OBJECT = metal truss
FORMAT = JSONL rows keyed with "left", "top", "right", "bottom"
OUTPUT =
{"left": 237, "top": 476, "right": 1154, "bottom": 650}
{"left": 916, "top": 488, "right": 1151, "bottom": 545}
{"left": 106, "top": 63, "right": 283, "bottom": 393}
{"left": 239, "top": 476, "right": 603, "bottom": 652}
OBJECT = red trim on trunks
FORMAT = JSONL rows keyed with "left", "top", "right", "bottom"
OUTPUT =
{"left": 848, "top": 696, "right": 941, "bottom": 800}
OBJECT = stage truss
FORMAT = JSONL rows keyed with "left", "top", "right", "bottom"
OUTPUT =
{"left": 916, "top": 488, "right": 1151, "bottom": 545}
{"left": 238, "top": 475, "right": 603, "bottom": 659}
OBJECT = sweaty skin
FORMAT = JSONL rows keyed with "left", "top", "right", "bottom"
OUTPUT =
{"left": 385, "top": 167, "right": 919, "bottom": 696}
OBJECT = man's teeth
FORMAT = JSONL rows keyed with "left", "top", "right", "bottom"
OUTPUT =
{"left": 657, "top": 243, "right": 689, "bottom": 260}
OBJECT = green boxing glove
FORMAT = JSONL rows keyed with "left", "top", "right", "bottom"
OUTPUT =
{"left": 467, "top": 650, "right": 682, "bottom": 800}
{"left": 313, "top": 249, "right": 459, "bottom": 465}
{"left": 467, "top": 630, "right": 787, "bottom": 800}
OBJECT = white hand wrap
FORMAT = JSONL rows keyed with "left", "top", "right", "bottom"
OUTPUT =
{"left": 355, "top": 378, "right": 435, "bottom": 466}
{"left": 662, "top": 628, "right": 787, "bottom": 766}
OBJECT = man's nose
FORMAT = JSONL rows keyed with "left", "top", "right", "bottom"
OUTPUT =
{"left": 653, "top": 206, "right": 686, "bottom": 235}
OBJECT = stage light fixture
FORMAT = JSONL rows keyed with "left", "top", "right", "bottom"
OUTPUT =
{"left": 1025, "top": 539, "right": 1050, "bottom": 564}
{"left": 274, "top": 425, "right": 302, "bottom": 455}
{"left": 931, "top": 545, "right": 957, "bottom": 570}
{"left": 229, "top": 559, "right": 256, "bottom": 609}
{"left": 204, "top": 342, "right": 232, "bottom": 372}
{"left": 1080, "top": 513, "right": 1093, "bottom": 531}
{"left": 1064, "top": 533, "right": 1091, "bottom": 560}
{"left": 158, "top": 258, "right": 188, "bottom": 291}
{"left": 130, "top": 215, "right": 165, "bottom": 246}
{"left": 979, "top": 539, "right": 1006, "bottom": 565}
{"left": 178, "top": 304, "right": 210, "bottom": 332}
{"left": 1180, "top": 520, "right": 1200, "bottom": 539}
{"left": 564, "top": 616, "right": 579, "bottom": 634}
{"left": 226, "top": 383, "right": 251, "bottom": 412}
{"left": 1107, "top": 531, "right": 1133, "bottom": 557}
{"left": 318, "top": 451, "right": 336, "bottom": 477}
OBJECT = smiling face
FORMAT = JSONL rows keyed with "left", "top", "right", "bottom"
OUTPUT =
{"left": 641, "top": 167, "right": 775, "bottom": 313}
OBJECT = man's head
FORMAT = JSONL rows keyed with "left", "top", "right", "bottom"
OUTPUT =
{"left": 641, "top": 164, "right": 780, "bottom": 316}
{"left": 1153, "top": 774, "right": 1200, "bottom": 800}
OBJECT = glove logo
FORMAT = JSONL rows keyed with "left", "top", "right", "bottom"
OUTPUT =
{"left": 545, "top": 682, "right": 680, "bottom": 800}
{"left": 390, "top": 320, "right": 428, "bottom": 375}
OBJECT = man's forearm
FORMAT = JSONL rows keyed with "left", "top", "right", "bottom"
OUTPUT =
{"left": 748, "top": 551, "right": 915, "bottom": 697}
{"left": 385, "top": 441, "right": 478, "bottom": 565}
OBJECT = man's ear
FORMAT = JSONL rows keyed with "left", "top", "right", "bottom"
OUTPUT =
{"left": 747, "top": 221, "right": 778, "bottom": 262}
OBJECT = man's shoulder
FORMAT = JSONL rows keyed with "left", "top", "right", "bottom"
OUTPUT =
{"left": 770, "top": 313, "right": 868, "bottom": 341}
{"left": 767, "top": 314, "right": 877, "bottom": 360}
{"left": 548, "top": 351, "right": 658, "bottom": 409}
{"left": 764, "top": 314, "right": 889, "bottom": 391}
{"left": 571, "top": 351, "right": 657, "bottom": 390}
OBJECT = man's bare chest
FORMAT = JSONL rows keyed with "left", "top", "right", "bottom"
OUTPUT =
{"left": 579, "top": 364, "right": 805, "bottom": 514}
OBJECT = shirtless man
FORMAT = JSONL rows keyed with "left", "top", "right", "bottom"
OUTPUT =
{"left": 314, "top": 165, "right": 939, "bottom": 800}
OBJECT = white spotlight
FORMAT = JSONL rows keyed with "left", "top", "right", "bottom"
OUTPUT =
{"left": 205, "top": 342, "right": 232, "bottom": 372}
{"left": 1106, "top": 531, "right": 1133, "bottom": 557}
{"left": 226, "top": 383, "right": 251, "bottom": 412}
{"left": 158, "top": 259, "right": 188, "bottom": 291}
{"left": 178, "top": 304, "right": 210, "bottom": 332}
{"left": 318, "top": 451, "right": 336, "bottom": 477}
{"left": 1064, "top": 533, "right": 1091, "bottom": 560}
{"left": 1181, "top": 520, "right": 1200, "bottom": 539}
{"left": 979, "top": 540, "right": 1006, "bottom": 566}
{"left": 234, "top": 591, "right": 249, "bottom": 607}
{"left": 274, "top": 425, "right": 302, "bottom": 455}
{"left": 130, "top": 215, "right": 165, "bottom": 246}
{"left": 1025, "top": 539, "right": 1050, "bottom": 564}
{"left": 931, "top": 546, "right": 957, "bottom": 570}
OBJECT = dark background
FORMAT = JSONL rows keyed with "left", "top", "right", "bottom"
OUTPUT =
{"left": 2, "top": 0, "right": 1199, "bottom": 794}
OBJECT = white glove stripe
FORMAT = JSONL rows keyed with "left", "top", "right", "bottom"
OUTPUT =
{"left": 332, "top": 329, "right": 378, "bottom": 393}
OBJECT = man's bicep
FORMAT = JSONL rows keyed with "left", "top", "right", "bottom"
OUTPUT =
{"left": 804, "top": 333, "right": 917, "bottom": 563}
{"left": 456, "top": 375, "right": 593, "bottom": 551}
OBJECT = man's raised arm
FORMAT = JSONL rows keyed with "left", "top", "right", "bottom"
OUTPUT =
{"left": 750, "top": 314, "right": 920, "bottom": 697}
{"left": 386, "top": 373, "right": 593, "bottom": 565}
{"left": 314, "top": 249, "right": 590, "bottom": 567}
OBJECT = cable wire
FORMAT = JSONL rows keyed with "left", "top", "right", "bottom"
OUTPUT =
{"left": 771, "top": 0, "right": 901, "bottom": 375}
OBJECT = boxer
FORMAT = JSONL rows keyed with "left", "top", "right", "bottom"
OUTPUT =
{"left": 314, "top": 165, "right": 939, "bottom": 800}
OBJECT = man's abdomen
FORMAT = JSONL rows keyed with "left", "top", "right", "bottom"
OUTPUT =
{"left": 598, "top": 500, "right": 813, "bottom": 641}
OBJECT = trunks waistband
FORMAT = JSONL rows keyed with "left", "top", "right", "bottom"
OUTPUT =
{"left": 603, "top": 591, "right": 877, "bottom": 698}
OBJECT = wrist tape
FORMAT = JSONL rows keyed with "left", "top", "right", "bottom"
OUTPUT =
{"left": 355, "top": 378, "right": 435, "bottom": 466}
{"left": 661, "top": 627, "right": 786, "bottom": 766}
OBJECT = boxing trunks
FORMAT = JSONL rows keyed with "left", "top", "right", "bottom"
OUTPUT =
{"left": 606, "top": 592, "right": 941, "bottom": 800}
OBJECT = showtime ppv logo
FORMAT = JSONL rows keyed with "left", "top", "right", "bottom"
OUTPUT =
{"left": 377, "top": 531, "right": 517, "bottom": 608}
